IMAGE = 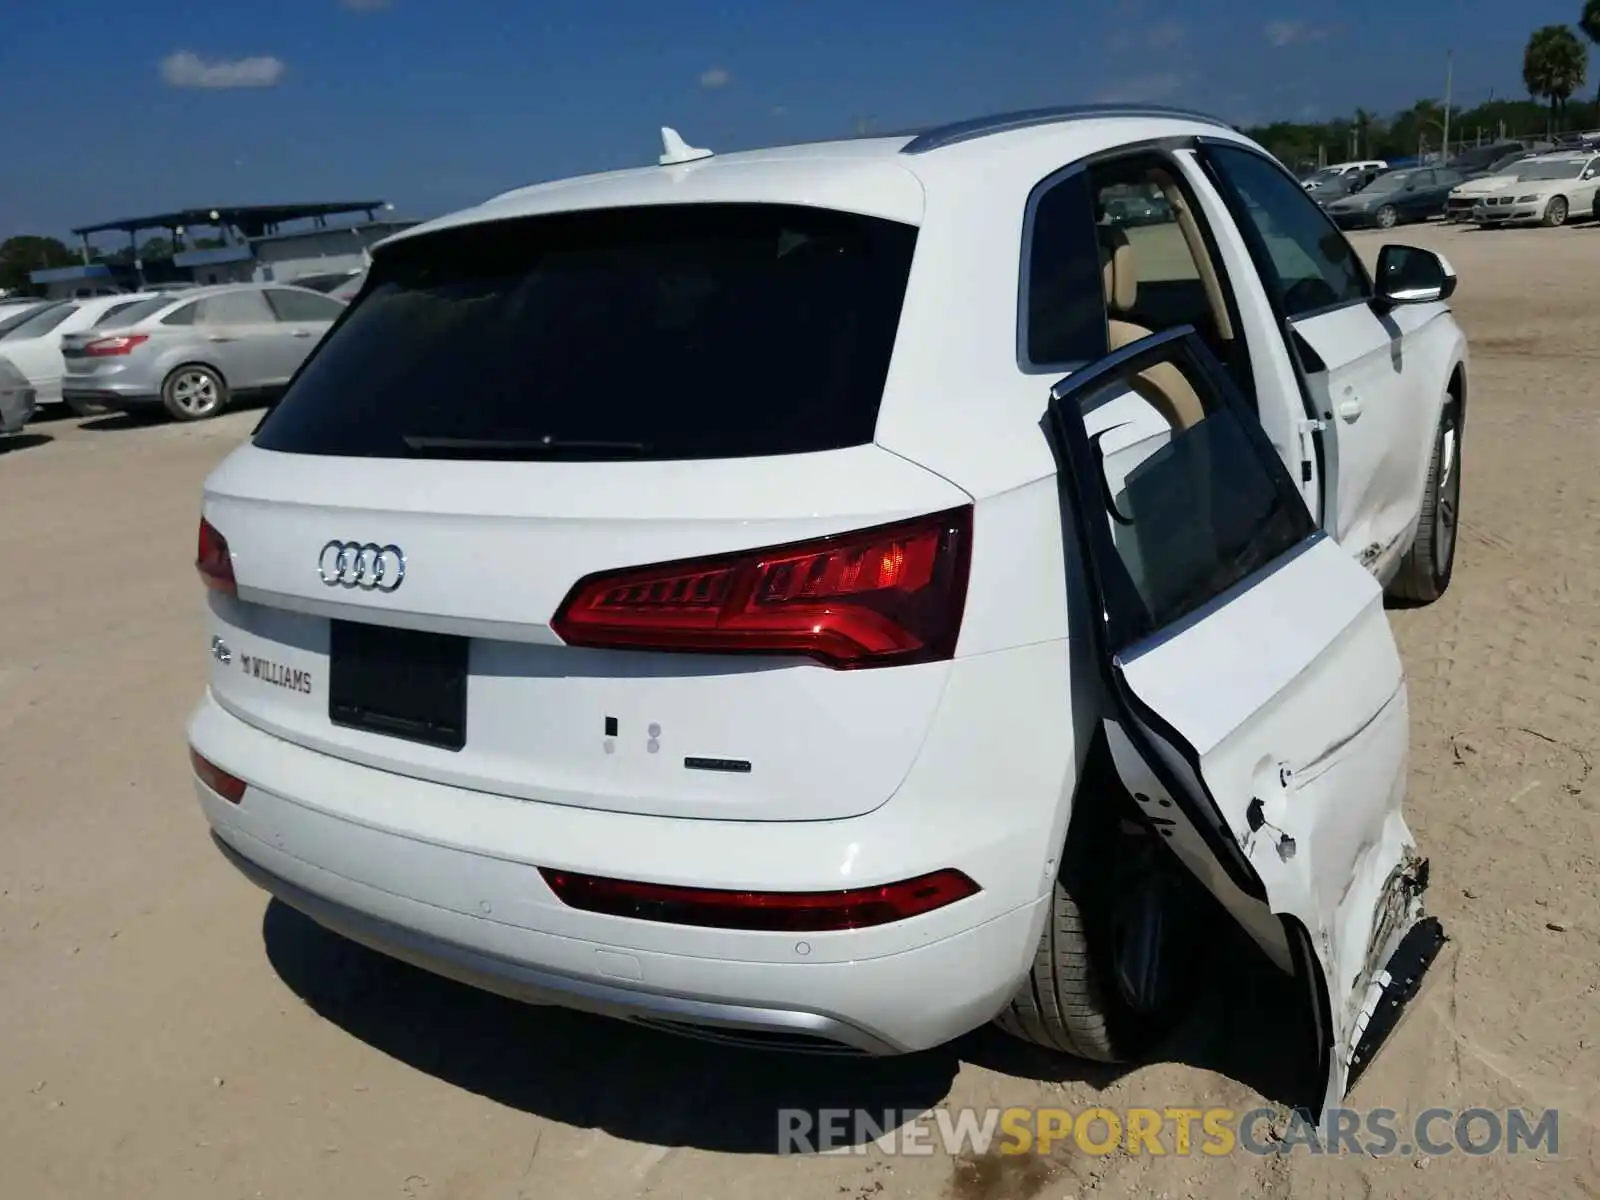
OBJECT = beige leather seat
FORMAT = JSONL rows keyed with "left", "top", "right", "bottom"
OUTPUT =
{"left": 1097, "top": 225, "right": 1206, "bottom": 431}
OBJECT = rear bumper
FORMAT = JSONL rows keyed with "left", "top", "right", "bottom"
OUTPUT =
{"left": 190, "top": 689, "right": 1062, "bottom": 1053}
{"left": 213, "top": 832, "right": 923, "bottom": 1053}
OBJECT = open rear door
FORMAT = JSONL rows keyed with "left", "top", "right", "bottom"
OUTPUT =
{"left": 1044, "top": 326, "right": 1444, "bottom": 1118}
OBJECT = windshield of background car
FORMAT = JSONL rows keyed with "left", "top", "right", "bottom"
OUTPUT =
{"left": 252, "top": 203, "right": 920, "bottom": 461}
{"left": 1518, "top": 160, "right": 1585, "bottom": 181}
{"left": 1487, "top": 153, "right": 1527, "bottom": 173}
{"left": 1362, "top": 171, "right": 1414, "bottom": 194}
{"left": 0, "top": 302, "right": 77, "bottom": 342}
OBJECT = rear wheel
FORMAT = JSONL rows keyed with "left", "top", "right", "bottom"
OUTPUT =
{"left": 995, "top": 756, "right": 1202, "bottom": 1061}
{"left": 1542, "top": 195, "right": 1569, "bottom": 227}
{"left": 1388, "top": 394, "right": 1462, "bottom": 604}
{"left": 162, "top": 365, "right": 228, "bottom": 422}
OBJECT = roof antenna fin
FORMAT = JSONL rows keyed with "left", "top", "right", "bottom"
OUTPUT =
{"left": 659, "top": 127, "right": 714, "bottom": 166}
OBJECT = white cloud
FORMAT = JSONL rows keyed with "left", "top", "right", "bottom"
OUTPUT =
{"left": 1094, "top": 71, "right": 1189, "bottom": 103}
{"left": 160, "top": 50, "right": 286, "bottom": 89}
{"left": 1264, "top": 19, "right": 1329, "bottom": 47}
{"left": 699, "top": 66, "right": 731, "bottom": 89}
{"left": 341, "top": 0, "right": 392, "bottom": 9}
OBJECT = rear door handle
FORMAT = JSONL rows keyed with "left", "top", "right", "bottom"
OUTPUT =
{"left": 1338, "top": 398, "right": 1362, "bottom": 421}
{"left": 290, "top": 329, "right": 313, "bottom": 338}
{"left": 207, "top": 334, "right": 236, "bottom": 343}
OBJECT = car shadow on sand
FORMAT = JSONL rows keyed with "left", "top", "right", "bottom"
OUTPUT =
{"left": 0, "top": 432, "right": 53, "bottom": 453}
{"left": 262, "top": 899, "right": 1312, "bottom": 1154}
{"left": 74, "top": 411, "right": 168, "bottom": 433}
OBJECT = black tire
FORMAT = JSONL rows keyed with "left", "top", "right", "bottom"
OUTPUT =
{"left": 1542, "top": 195, "right": 1569, "bottom": 227}
{"left": 1388, "top": 395, "right": 1462, "bottom": 604}
{"left": 161, "top": 364, "right": 229, "bottom": 422}
{"left": 994, "top": 771, "right": 1200, "bottom": 1062}
{"left": 995, "top": 866, "right": 1124, "bottom": 1060}
{"left": 1375, "top": 205, "right": 1399, "bottom": 230}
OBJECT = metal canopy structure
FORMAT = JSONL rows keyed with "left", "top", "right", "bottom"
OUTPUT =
{"left": 72, "top": 201, "right": 387, "bottom": 241}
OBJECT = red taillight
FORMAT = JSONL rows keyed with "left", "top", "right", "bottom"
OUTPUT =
{"left": 83, "top": 334, "right": 149, "bottom": 356}
{"left": 539, "top": 867, "right": 980, "bottom": 931}
{"left": 197, "top": 517, "right": 236, "bottom": 596}
{"left": 190, "top": 748, "right": 247, "bottom": 804}
{"left": 551, "top": 507, "right": 973, "bottom": 668}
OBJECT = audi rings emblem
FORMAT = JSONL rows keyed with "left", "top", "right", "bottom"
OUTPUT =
{"left": 318, "top": 541, "right": 406, "bottom": 592}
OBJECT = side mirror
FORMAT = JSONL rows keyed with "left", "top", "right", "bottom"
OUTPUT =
{"left": 1375, "top": 244, "right": 1457, "bottom": 306}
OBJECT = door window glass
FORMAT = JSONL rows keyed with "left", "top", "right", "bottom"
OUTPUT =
{"left": 265, "top": 288, "right": 346, "bottom": 323}
{"left": 198, "top": 291, "right": 274, "bottom": 325}
{"left": 1054, "top": 333, "right": 1315, "bottom": 645}
{"left": 1024, "top": 169, "right": 1110, "bottom": 367}
{"left": 1205, "top": 144, "right": 1370, "bottom": 317}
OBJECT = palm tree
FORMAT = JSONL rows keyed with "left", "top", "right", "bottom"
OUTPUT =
{"left": 1523, "top": 24, "right": 1588, "bottom": 131}
{"left": 1581, "top": 0, "right": 1600, "bottom": 102}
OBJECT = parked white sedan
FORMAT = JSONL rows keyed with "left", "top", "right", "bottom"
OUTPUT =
{"left": 1472, "top": 151, "right": 1600, "bottom": 227}
{"left": 189, "top": 106, "right": 1461, "bottom": 1124}
{"left": 0, "top": 293, "right": 166, "bottom": 409}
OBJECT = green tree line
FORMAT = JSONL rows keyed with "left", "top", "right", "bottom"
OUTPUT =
{"left": 8, "top": 4, "right": 1600, "bottom": 293}
{"left": 1247, "top": 5, "right": 1600, "bottom": 169}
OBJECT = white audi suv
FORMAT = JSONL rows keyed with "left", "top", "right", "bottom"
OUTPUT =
{"left": 190, "top": 105, "right": 1449, "bottom": 1116}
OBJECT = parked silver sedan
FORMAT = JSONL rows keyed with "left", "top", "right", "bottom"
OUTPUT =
{"left": 61, "top": 282, "right": 346, "bottom": 421}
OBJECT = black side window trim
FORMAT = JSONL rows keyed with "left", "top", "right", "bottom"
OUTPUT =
{"left": 1194, "top": 138, "right": 1375, "bottom": 310}
{"left": 1016, "top": 162, "right": 1105, "bottom": 374}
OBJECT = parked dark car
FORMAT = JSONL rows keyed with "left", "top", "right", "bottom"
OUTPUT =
{"left": 1307, "top": 167, "right": 1384, "bottom": 208}
{"left": 1099, "top": 183, "right": 1175, "bottom": 227}
{"left": 1447, "top": 141, "right": 1530, "bottom": 176}
{"left": 1321, "top": 167, "right": 1464, "bottom": 229}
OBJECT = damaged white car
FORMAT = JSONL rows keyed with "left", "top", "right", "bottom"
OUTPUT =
{"left": 188, "top": 105, "right": 1458, "bottom": 1121}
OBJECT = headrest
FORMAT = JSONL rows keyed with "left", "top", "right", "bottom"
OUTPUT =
{"left": 1097, "top": 224, "right": 1137, "bottom": 314}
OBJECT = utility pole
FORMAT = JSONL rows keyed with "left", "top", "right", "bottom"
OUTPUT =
{"left": 1442, "top": 50, "right": 1454, "bottom": 161}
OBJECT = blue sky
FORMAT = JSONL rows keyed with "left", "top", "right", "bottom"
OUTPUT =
{"left": 0, "top": 0, "right": 1588, "bottom": 241}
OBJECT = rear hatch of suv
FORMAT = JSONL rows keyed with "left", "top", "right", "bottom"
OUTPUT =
{"left": 200, "top": 201, "right": 973, "bottom": 822}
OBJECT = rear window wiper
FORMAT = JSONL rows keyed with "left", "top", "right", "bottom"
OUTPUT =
{"left": 400, "top": 435, "right": 654, "bottom": 459}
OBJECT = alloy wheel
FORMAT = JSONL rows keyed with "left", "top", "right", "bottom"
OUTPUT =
{"left": 170, "top": 371, "right": 220, "bottom": 418}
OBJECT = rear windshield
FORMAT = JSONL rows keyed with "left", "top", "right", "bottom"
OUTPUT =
{"left": 2, "top": 303, "right": 78, "bottom": 342}
{"left": 252, "top": 203, "right": 919, "bottom": 461}
{"left": 98, "top": 296, "right": 173, "bottom": 327}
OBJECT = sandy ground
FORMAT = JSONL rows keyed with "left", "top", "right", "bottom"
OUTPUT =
{"left": 1, "top": 223, "right": 1597, "bottom": 1200}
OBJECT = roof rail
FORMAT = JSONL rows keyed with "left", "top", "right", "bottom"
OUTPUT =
{"left": 900, "top": 104, "right": 1234, "bottom": 155}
